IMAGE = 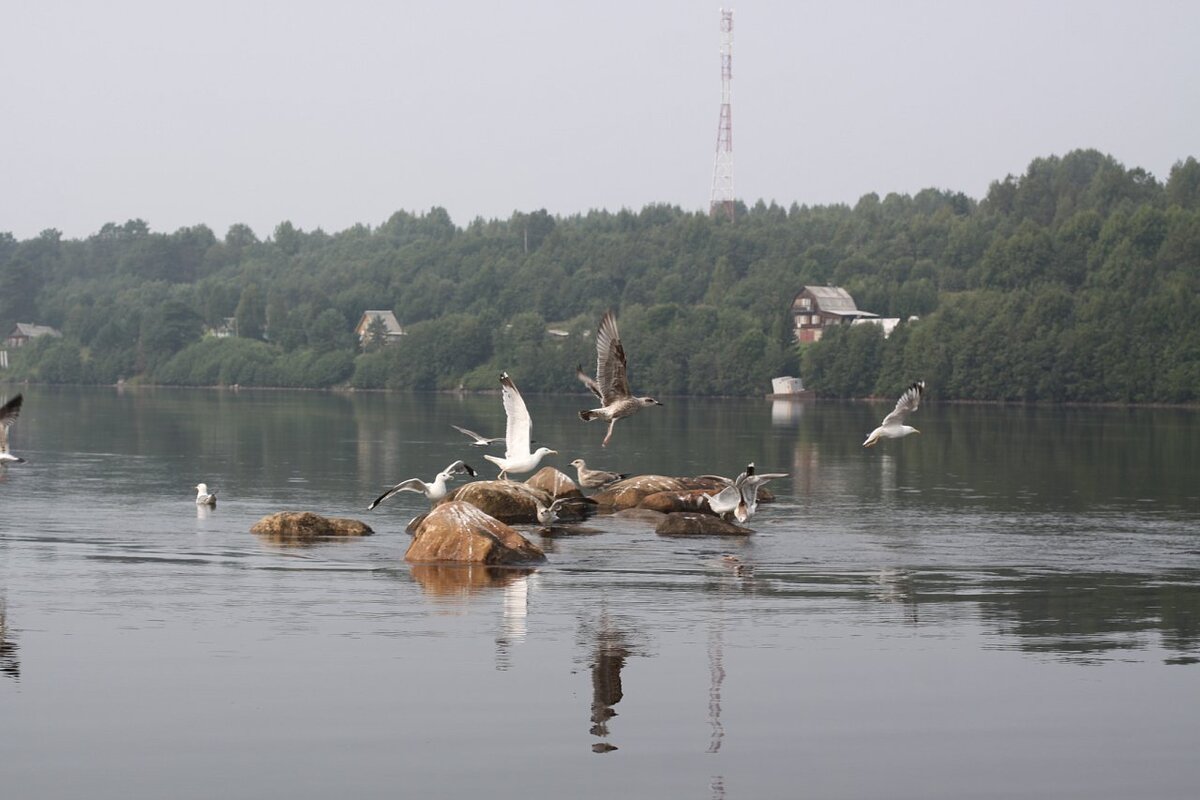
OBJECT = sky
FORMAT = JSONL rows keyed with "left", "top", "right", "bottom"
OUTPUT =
{"left": 2, "top": 0, "right": 1197, "bottom": 241}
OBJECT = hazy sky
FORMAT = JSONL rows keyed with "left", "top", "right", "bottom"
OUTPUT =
{"left": 3, "top": 0, "right": 1197, "bottom": 241}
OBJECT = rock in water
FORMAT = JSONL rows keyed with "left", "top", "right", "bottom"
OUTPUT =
{"left": 250, "top": 512, "right": 374, "bottom": 543}
{"left": 441, "top": 480, "right": 554, "bottom": 523}
{"left": 655, "top": 512, "right": 753, "bottom": 536}
{"left": 590, "top": 475, "right": 688, "bottom": 511}
{"left": 407, "top": 501, "right": 547, "bottom": 564}
{"left": 638, "top": 489, "right": 719, "bottom": 515}
{"left": 525, "top": 467, "right": 585, "bottom": 500}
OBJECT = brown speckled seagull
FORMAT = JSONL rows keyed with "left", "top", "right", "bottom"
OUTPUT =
{"left": 577, "top": 310, "right": 662, "bottom": 447}
{"left": 0, "top": 394, "right": 25, "bottom": 465}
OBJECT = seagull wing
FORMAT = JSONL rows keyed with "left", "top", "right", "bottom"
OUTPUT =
{"left": 595, "top": 310, "right": 631, "bottom": 403}
{"left": 499, "top": 373, "right": 533, "bottom": 458}
{"left": 0, "top": 394, "right": 21, "bottom": 453}
{"left": 880, "top": 381, "right": 925, "bottom": 427}
{"left": 576, "top": 364, "right": 602, "bottom": 401}
{"left": 368, "top": 478, "right": 428, "bottom": 510}
{"left": 445, "top": 460, "right": 477, "bottom": 477}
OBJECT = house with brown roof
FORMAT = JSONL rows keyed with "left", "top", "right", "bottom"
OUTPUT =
{"left": 790, "top": 286, "right": 878, "bottom": 343}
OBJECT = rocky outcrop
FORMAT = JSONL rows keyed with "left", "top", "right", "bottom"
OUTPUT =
{"left": 407, "top": 501, "right": 546, "bottom": 564}
{"left": 441, "top": 480, "right": 554, "bottom": 523}
{"left": 638, "top": 489, "right": 718, "bottom": 515}
{"left": 590, "top": 475, "right": 689, "bottom": 511}
{"left": 655, "top": 512, "right": 753, "bottom": 536}
{"left": 525, "top": 467, "right": 584, "bottom": 500}
{"left": 250, "top": 511, "right": 373, "bottom": 543}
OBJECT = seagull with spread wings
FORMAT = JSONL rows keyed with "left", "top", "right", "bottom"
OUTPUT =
{"left": 450, "top": 424, "right": 505, "bottom": 448}
{"left": 484, "top": 373, "right": 557, "bottom": 479}
{"left": 0, "top": 394, "right": 25, "bottom": 465}
{"left": 577, "top": 310, "right": 662, "bottom": 447}
{"left": 368, "top": 460, "right": 477, "bottom": 509}
{"left": 862, "top": 381, "right": 926, "bottom": 447}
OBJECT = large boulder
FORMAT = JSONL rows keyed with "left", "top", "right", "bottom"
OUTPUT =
{"left": 590, "top": 475, "right": 688, "bottom": 511}
{"left": 655, "top": 512, "right": 753, "bottom": 536}
{"left": 407, "top": 501, "right": 546, "bottom": 565}
{"left": 638, "top": 489, "right": 718, "bottom": 515}
{"left": 250, "top": 511, "right": 373, "bottom": 544}
{"left": 525, "top": 467, "right": 585, "bottom": 500}
{"left": 441, "top": 480, "right": 554, "bottom": 523}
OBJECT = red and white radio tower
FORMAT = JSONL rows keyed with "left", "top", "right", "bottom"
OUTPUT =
{"left": 709, "top": 8, "right": 735, "bottom": 222}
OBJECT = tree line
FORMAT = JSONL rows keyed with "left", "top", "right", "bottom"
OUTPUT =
{"left": 1, "top": 149, "right": 1198, "bottom": 402}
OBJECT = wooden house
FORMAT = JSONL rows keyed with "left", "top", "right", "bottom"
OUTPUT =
{"left": 790, "top": 286, "right": 877, "bottom": 343}
{"left": 354, "top": 310, "right": 405, "bottom": 348}
{"left": 4, "top": 323, "right": 63, "bottom": 349}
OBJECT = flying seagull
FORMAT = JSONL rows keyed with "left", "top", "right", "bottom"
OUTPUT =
{"left": 577, "top": 310, "right": 662, "bottom": 447}
{"left": 368, "top": 460, "right": 477, "bottom": 509}
{"left": 862, "top": 381, "right": 926, "bottom": 447}
{"left": 568, "top": 458, "right": 628, "bottom": 489}
{"left": 194, "top": 483, "right": 217, "bottom": 506}
{"left": 701, "top": 463, "right": 787, "bottom": 523}
{"left": 450, "top": 424, "right": 505, "bottom": 448}
{"left": 0, "top": 394, "right": 25, "bottom": 465}
{"left": 484, "top": 373, "right": 557, "bottom": 479}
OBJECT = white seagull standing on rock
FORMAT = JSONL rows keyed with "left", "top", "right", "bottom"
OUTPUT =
{"left": 0, "top": 394, "right": 25, "bottom": 465}
{"left": 862, "top": 381, "right": 926, "bottom": 447}
{"left": 194, "top": 483, "right": 217, "bottom": 506}
{"left": 577, "top": 310, "right": 662, "bottom": 447}
{"left": 368, "top": 460, "right": 477, "bottom": 509}
{"left": 484, "top": 373, "right": 557, "bottom": 480}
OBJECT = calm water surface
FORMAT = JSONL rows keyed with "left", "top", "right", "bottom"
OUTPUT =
{"left": 2, "top": 386, "right": 1199, "bottom": 799}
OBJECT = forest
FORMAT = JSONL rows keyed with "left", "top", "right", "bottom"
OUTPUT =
{"left": 2, "top": 149, "right": 1198, "bottom": 403}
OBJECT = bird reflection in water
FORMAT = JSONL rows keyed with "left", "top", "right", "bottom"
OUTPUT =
{"left": 0, "top": 601, "right": 19, "bottom": 681}
{"left": 581, "top": 611, "right": 637, "bottom": 753}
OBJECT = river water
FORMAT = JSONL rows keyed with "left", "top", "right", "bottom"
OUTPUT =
{"left": 1, "top": 386, "right": 1198, "bottom": 799}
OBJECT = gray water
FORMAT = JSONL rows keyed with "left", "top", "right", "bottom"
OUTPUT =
{"left": 1, "top": 386, "right": 1198, "bottom": 799}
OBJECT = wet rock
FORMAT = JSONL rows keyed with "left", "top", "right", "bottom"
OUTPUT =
{"left": 638, "top": 489, "right": 718, "bottom": 515}
{"left": 590, "top": 475, "right": 688, "bottom": 511}
{"left": 409, "top": 563, "right": 536, "bottom": 596}
{"left": 250, "top": 511, "right": 374, "bottom": 543}
{"left": 407, "top": 501, "right": 546, "bottom": 565}
{"left": 680, "top": 475, "right": 775, "bottom": 503}
{"left": 525, "top": 467, "right": 585, "bottom": 500}
{"left": 441, "top": 480, "right": 554, "bottom": 523}
{"left": 655, "top": 512, "right": 753, "bottom": 536}
{"left": 610, "top": 508, "right": 669, "bottom": 524}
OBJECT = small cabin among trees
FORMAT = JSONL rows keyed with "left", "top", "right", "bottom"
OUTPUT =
{"left": 791, "top": 286, "right": 878, "bottom": 343}
{"left": 5, "top": 323, "right": 63, "bottom": 349}
{"left": 354, "top": 310, "right": 405, "bottom": 350}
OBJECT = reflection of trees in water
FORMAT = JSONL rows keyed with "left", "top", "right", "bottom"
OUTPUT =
{"left": 0, "top": 602, "right": 18, "bottom": 681}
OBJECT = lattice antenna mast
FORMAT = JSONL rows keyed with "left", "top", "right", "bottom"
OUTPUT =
{"left": 709, "top": 9, "right": 735, "bottom": 221}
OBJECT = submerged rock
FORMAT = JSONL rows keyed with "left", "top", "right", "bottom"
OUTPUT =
{"left": 250, "top": 511, "right": 374, "bottom": 543}
{"left": 407, "top": 501, "right": 546, "bottom": 565}
{"left": 441, "top": 480, "right": 554, "bottom": 523}
{"left": 655, "top": 512, "right": 753, "bottom": 537}
{"left": 590, "top": 475, "right": 688, "bottom": 511}
{"left": 638, "top": 489, "right": 718, "bottom": 515}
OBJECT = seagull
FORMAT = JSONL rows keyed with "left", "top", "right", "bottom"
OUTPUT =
{"left": 368, "top": 460, "right": 477, "bottom": 509}
{"left": 577, "top": 310, "right": 662, "bottom": 447}
{"left": 568, "top": 458, "right": 627, "bottom": 489}
{"left": 194, "top": 483, "right": 217, "bottom": 506}
{"left": 534, "top": 497, "right": 572, "bottom": 528}
{"left": 483, "top": 373, "right": 557, "bottom": 479}
{"left": 701, "top": 463, "right": 787, "bottom": 523}
{"left": 862, "top": 381, "right": 926, "bottom": 447}
{"left": 0, "top": 394, "right": 25, "bottom": 465}
{"left": 450, "top": 424, "right": 505, "bottom": 448}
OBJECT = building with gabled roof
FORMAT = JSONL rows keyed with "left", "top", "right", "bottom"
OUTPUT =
{"left": 790, "top": 286, "right": 878, "bottom": 343}
{"left": 5, "top": 323, "right": 63, "bottom": 349}
{"left": 354, "top": 310, "right": 405, "bottom": 348}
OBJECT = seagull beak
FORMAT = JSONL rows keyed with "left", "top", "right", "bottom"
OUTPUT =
{"left": 913, "top": 429, "right": 921, "bottom": 434}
